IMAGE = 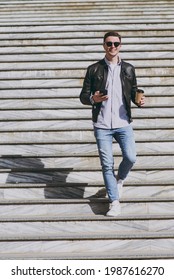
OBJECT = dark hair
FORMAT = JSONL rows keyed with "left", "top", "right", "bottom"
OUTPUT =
{"left": 103, "top": 31, "right": 122, "bottom": 43}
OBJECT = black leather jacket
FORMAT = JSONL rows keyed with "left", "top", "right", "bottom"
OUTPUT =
{"left": 80, "top": 58, "right": 138, "bottom": 123}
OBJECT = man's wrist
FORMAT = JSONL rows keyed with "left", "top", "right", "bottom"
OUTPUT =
{"left": 90, "top": 95, "right": 95, "bottom": 104}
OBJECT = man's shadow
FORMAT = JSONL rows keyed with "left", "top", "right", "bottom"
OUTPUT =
{"left": 1, "top": 156, "right": 108, "bottom": 215}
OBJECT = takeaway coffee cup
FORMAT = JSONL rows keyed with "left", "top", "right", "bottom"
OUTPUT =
{"left": 135, "top": 89, "right": 144, "bottom": 104}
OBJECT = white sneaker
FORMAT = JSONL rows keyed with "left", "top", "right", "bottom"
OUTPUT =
{"left": 106, "top": 200, "right": 121, "bottom": 217}
{"left": 117, "top": 179, "right": 124, "bottom": 198}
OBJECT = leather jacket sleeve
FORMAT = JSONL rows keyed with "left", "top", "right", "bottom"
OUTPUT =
{"left": 79, "top": 60, "right": 107, "bottom": 106}
{"left": 79, "top": 65, "right": 93, "bottom": 106}
{"left": 121, "top": 63, "right": 137, "bottom": 102}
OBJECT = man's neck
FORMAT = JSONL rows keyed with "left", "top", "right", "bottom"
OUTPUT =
{"left": 105, "top": 55, "right": 120, "bottom": 64}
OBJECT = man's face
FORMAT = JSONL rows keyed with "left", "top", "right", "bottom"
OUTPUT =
{"left": 103, "top": 36, "right": 121, "bottom": 59}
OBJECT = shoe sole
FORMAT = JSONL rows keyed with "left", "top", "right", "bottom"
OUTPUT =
{"left": 106, "top": 210, "right": 121, "bottom": 217}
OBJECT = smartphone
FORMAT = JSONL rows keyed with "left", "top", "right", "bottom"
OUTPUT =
{"left": 100, "top": 89, "right": 108, "bottom": 96}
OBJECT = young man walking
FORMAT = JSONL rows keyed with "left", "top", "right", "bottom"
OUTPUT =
{"left": 80, "top": 31, "right": 145, "bottom": 216}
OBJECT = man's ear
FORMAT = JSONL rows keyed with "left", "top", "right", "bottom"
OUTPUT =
{"left": 103, "top": 42, "right": 106, "bottom": 51}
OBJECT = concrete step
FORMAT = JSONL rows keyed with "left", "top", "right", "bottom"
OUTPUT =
{"left": 0, "top": 213, "right": 174, "bottom": 222}
{"left": 0, "top": 142, "right": 173, "bottom": 157}
{"left": 0, "top": 86, "right": 173, "bottom": 98}
{"left": 1, "top": 213, "right": 174, "bottom": 222}
{"left": 0, "top": 78, "right": 173, "bottom": 91}
{"left": 0, "top": 19, "right": 174, "bottom": 28}
{"left": 0, "top": 185, "right": 174, "bottom": 200}
{"left": 0, "top": 44, "right": 174, "bottom": 54}
{"left": 0, "top": 3, "right": 174, "bottom": 12}
{"left": 0, "top": 0, "right": 173, "bottom": 6}
{"left": 0, "top": 14, "right": 173, "bottom": 21}
{"left": 0, "top": 170, "right": 173, "bottom": 184}
{"left": 0, "top": 118, "right": 173, "bottom": 131}
{"left": 0, "top": 29, "right": 174, "bottom": 39}
{"left": 1, "top": 18, "right": 174, "bottom": 26}
{"left": 0, "top": 5, "right": 174, "bottom": 14}
{"left": 0, "top": 86, "right": 174, "bottom": 100}
{"left": 1, "top": 38, "right": 174, "bottom": 47}
{"left": 0, "top": 70, "right": 173, "bottom": 84}
{"left": 0, "top": 231, "right": 174, "bottom": 242}
{"left": 0, "top": 67, "right": 173, "bottom": 79}
{"left": 0, "top": 217, "right": 174, "bottom": 236}
{"left": 0, "top": 238, "right": 174, "bottom": 259}
{"left": 0, "top": 96, "right": 173, "bottom": 109}
{"left": 0, "top": 199, "right": 174, "bottom": 218}
{"left": 0, "top": 232, "right": 174, "bottom": 241}
{"left": 1, "top": 251, "right": 174, "bottom": 260}
{"left": 0, "top": 130, "right": 173, "bottom": 144}
{"left": 1, "top": 12, "right": 174, "bottom": 20}
{"left": 0, "top": 51, "right": 173, "bottom": 62}
{"left": 2, "top": 168, "right": 173, "bottom": 185}
{"left": 0, "top": 155, "right": 173, "bottom": 169}
{"left": 0, "top": 60, "right": 174, "bottom": 71}
{"left": 0, "top": 108, "right": 173, "bottom": 120}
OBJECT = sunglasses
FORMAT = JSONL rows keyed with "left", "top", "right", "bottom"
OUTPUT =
{"left": 105, "top": 41, "right": 120, "bottom": 47}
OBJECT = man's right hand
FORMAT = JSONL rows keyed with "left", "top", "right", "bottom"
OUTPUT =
{"left": 92, "top": 91, "right": 108, "bottom": 103}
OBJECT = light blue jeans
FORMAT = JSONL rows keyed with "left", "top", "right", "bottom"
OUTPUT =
{"left": 94, "top": 125, "right": 136, "bottom": 202}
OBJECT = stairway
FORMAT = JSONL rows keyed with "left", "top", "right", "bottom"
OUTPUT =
{"left": 0, "top": 0, "right": 174, "bottom": 259}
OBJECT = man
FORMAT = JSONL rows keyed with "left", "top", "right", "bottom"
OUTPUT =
{"left": 80, "top": 31, "right": 145, "bottom": 216}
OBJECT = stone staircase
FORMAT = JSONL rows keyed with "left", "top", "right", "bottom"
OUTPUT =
{"left": 0, "top": 0, "right": 174, "bottom": 259}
